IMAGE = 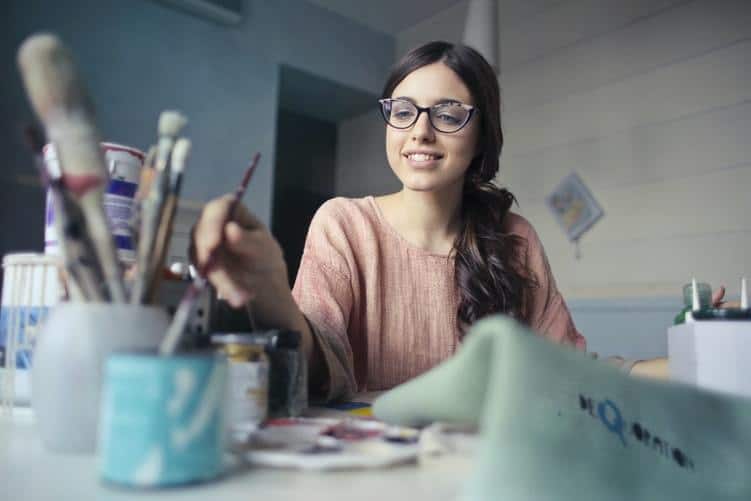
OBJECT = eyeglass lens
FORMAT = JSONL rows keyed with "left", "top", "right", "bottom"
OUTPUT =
{"left": 383, "top": 100, "right": 470, "bottom": 132}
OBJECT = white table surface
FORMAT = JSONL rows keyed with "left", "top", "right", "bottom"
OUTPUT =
{"left": 0, "top": 407, "right": 472, "bottom": 501}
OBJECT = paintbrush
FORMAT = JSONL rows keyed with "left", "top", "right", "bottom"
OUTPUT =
{"left": 131, "top": 110, "right": 188, "bottom": 304}
{"left": 23, "top": 125, "right": 106, "bottom": 301}
{"left": 145, "top": 138, "right": 192, "bottom": 303}
{"left": 17, "top": 33, "right": 126, "bottom": 302}
{"left": 159, "top": 153, "right": 260, "bottom": 356}
{"left": 130, "top": 145, "right": 157, "bottom": 249}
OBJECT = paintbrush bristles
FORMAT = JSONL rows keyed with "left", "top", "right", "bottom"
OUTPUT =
{"left": 742, "top": 277, "right": 748, "bottom": 310}
{"left": 691, "top": 277, "right": 700, "bottom": 312}
{"left": 158, "top": 111, "right": 188, "bottom": 138}
{"left": 17, "top": 34, "right": 105, "bottom": 178}
{"left": 17, "top": 34, "right": 96, "bottom": 128}
{"left": 171, "top": 138, "right": 191, "bottom": 175}
{"left": 154, "top": 111, "right": 187, "bottom": 174}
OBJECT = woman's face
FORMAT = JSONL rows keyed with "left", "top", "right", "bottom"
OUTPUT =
{"left": 385, "top": 62, "right": 480, "bottom": 194}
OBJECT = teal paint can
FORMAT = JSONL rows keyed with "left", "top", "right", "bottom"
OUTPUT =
{"left": 98, "top": 352, "right": 227, "bottom": 487}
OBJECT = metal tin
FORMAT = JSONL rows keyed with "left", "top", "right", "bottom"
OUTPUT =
{"left": 212, "top": 334, "right": 269, "bottom": 436}
{"left": 43, "top": 142, "right": 144, "bottom": 264}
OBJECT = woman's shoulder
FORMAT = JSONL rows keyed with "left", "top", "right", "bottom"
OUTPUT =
{"left": 312, "top": 196, "right": 375, "bottom": 227}
{"left": 304, "top": 196, "right": 380, "bottom": 270}
{"left": 503, "top": 211, "right": 536, "bottom": 238}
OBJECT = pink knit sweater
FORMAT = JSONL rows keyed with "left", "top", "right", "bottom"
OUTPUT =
{"left": 292, "top": 196, "right": 586, "bottom": 401}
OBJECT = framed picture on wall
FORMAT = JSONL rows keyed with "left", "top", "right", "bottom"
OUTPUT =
{"left": 545, "top": 172, "right": 604, "bottom": 242}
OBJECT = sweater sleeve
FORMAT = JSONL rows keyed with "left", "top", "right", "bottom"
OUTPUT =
{"left": 522, "top": 221, "right": 587, "bottom": 351}
{"left": 292, "top": 201, "right": 358, "bottom": 402}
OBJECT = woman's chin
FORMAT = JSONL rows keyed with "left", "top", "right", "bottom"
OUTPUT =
{"left": 399, "top": 172, "right": 464, "bottom": 193}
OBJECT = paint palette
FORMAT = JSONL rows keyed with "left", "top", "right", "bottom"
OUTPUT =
{"left": 243, "top": 417, "right": 420, "bottom": 470}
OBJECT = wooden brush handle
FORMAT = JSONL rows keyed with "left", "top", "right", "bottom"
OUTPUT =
{"left": 145, "top": 194, "right": 179, "bottom": 304}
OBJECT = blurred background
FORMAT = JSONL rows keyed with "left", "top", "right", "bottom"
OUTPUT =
{"left": 1, "top": 0, "right": 749, "bottom": 358}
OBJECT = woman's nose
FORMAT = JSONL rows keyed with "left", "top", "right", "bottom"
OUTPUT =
{"left": 411, "top": 111, "right": 435, "bottom": 142}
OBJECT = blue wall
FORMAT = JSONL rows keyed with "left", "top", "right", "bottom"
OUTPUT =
{"left": 568, "top": 297, "right": 683, "bottom": 360}
{"left": 0, "top": 0, "right": 394, "bottom": 261}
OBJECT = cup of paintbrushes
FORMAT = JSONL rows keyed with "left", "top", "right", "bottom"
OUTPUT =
{"left": 31, "top": 302, "right": 169, "bottom": 453}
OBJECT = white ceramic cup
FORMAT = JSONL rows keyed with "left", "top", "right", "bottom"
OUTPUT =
{"left": 32, "top": 303, "right": 168, "bottom": 454}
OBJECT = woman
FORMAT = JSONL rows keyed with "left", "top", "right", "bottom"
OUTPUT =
{"left": 194, "top": 41, "right": 663, "bottom": 401}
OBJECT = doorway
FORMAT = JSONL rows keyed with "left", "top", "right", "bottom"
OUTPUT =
{"left": 272, "top": 65, "right": 377, "bottom": 284}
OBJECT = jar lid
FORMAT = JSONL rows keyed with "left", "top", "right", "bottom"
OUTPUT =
{"left": 3, "top": 252, "right": 62, "bottom": 267}
{"left": 211, "top": 333, "right": 264, "bottom": 346}
{"left": 43, "top": 142, "right": 145, "bottom": 161}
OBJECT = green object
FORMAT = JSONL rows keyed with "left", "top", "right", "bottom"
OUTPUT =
{"left": 674, "top": 282, "right": 712, "bottom": 325}
{"left": 373, "top": 315, "right": 751, "bottom": 500}
{"left": 682, "top": 282, "right": 712, "bottom": 309}
{"left": 674, "top": 305, "right": 690, "bottom": 325}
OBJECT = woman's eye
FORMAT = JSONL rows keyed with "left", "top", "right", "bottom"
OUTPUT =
{"left": 393, "top": 110, "right": 414, "bottom": 119}
{"left": 436, "top": 113, "right": 461, "bottom": 124}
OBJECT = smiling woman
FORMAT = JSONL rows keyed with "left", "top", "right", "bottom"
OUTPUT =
{"left": 192, "top": 41, "right": 586, "bottom": 402}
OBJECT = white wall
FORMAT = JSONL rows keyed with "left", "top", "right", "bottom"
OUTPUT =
{"left": 388, "top": 0, "right": 751, "bottom": 301}
{"left": 499, "top": 0, "right": 751, "bottom": 301}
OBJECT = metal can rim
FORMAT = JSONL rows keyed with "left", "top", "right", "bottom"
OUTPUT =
{"left": 42, "top": 142, "right": 145, "bottom": 161}
{"left": 2, "top": 252, "right": 62, "bottom": 268}
{"left": 211, "top": 333, "right": 265, "bottom": 346}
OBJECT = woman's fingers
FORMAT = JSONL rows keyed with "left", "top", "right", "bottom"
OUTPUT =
{"left": 193, "top": 196, "right": 265, "bottom": 266}
{"left": 711, "top": 285, "right": 726, "bottom": 308}
{"left": 207, "top": 251, "right": 257, "bottom": 307}
{"left": 192, "top": 193, "right": 288, "bottom": 309}
{"left": 194, "top": 197, "right": 232, "bottom": 265}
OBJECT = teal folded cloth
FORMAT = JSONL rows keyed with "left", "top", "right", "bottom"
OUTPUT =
{"left": 373, "top": 315, "right": 751, "bottom": 500}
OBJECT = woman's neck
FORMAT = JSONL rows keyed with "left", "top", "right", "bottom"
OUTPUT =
{"left": 379, "top": 184, "right": 464, "bottom": 254}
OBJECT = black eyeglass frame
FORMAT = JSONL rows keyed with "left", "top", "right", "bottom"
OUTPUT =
{"left": 378, "top": 98, "right": 477, "bottom": 133}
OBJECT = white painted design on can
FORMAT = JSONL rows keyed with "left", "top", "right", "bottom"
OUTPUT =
{"left": 170, "top": 363, "right": 226, "bottom": 450}
{"left": 132, "top": 446, "right": 164, "bottom": 486}
{"left": 167, "top": 368, "right": 196, "bottom": 417}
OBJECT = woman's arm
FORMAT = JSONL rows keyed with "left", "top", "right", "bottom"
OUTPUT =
{"left": 192, "top": 195, "right": 327, "bottom": 384}
{"left": 630, "top": 358, "right": 669, "bottom": 379}
{"left": 519, "top": 218, "right": 587, "bottom": 350}
{"left": 193, "top": 195, "right": 358, "bottom": 401}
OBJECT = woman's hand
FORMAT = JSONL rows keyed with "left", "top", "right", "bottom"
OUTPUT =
{"left": 711, "top": 285, "right": 741, "bottom": 309}
{"left": 191, "top": 195, "right": 320, "bottom": 373}
{"left": 630, "top": 358, "right": 669, "bottom": 380}
{"left": 193, "top": 194, "right": 288, "bottom": 308}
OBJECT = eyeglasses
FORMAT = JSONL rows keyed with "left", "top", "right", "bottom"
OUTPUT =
{"left": 378, "top": 98, "right": 476, "bottom": 133}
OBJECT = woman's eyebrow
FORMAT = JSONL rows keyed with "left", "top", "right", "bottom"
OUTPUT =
{"left": 392, "top": 96, "right": 464, "bottom": 105}
{"left": 392, "top": 96, "right": 416, "bottom": 104}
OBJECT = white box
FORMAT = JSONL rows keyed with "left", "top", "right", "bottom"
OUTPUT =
{"left": 668, "top": 320, "right": 751, "bottom": 397}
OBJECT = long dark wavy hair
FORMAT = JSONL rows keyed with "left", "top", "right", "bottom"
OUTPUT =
{"left": 381, "top": 41, "right": 537, "bottom": 335}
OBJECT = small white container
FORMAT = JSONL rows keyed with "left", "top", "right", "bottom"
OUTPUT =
{"left": 0, "top": 253, "right": 63, "bottom": 407}
{"left": 668, "top": 321, "right": 751, "bottom": 397}
{"left": 32, "top": 303, "right": 168, "bottom": 453}
{"left": 44, "top": 142, "right": 144, "bottom": 264}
